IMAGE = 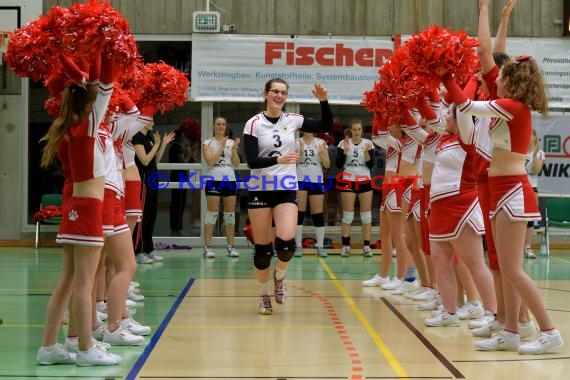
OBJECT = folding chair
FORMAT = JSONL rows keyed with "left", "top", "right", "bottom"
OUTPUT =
{"left": 543, "top": 197, "right": 570, "bottom": 256}
{"left": 34, "top": 194, "right": 63, "bottom": 249}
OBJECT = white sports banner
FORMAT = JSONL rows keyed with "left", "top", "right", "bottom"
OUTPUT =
{"left": 532, "top": 113, "right": 570, "bottom": 195}
{"left": 506, "top": 39, "right": 570, "bottom": 109}
{"left": 191, "top": 34, "right": 570, "bottom": 107}
{"left": 191, "top": 34, "right": 393, "bottom": 104}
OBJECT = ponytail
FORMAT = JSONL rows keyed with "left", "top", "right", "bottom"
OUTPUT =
{"left": 40, "top": 84, "right": 96, "bottom": 168}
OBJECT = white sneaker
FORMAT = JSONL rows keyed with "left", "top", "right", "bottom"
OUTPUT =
{"left": 408, "top": 287, "right": 437, "bottom": 301}
{"left": 524, "top": 246, "right": 537, "bottom": 259}
{"left": 475, "top": 330, "right": 520, "bottom": 351}
{"left": 457, "top": 301, "right": 484, "bottom": 320}
{"left": 103, "top": 325, "right": 145, "bottom": 346}
{"left": 317, "top": 247, "right": 328, "bottom": 257}
{"left": 135, "top": 253, "right": 154, "bottom": 264}
{"left": 362, "top": 245, "right": 373, "bottom": 257}
{"left": 127, "top": 289, "right": 145, "bottom": 302}
{"left": 203, "top": 246, "right": 215, "bottom": 258}
{"left": 37, "top": 344, "right": 76, "bottom": 365}
{"left": 227, "top": 245, "right": 240, "bottom": 257}
{"left": 391, "top": 248, "right": 397, "bottom": 257}
{"left": 424, "top": 310, "right": 460, "bottom": 327}
{"left": 126, "top": 299, "right": 137, "bottom": 308}
{"left": 129, "top": 283, "right": 140, "bottom": 294}
{"left": 91, "top": 321, "right": 106, "bottom": 341}
{"left": 96, "top": 301, "right": 107, "bottom": 314}
{"left": 362, "top": 274, "right": 389, "bottom": 287}
{"left": 96, "top": 310, "right": 108, "bottom": 321}
{"left": 340, "top": 245, "right": 351, "bottom": 257}
{"left": 76, "top": 345, "right": 122, "bottom": 366}
{"left": 519, "top": 321, "right": 537, "bottom": 340}
{"left": 467, "top": 311, "right": 495, "bottom": 329}
{"left": 130, "top": 281, "right": 140, "bottom": 289}
{"left": 472, "top": 320, "right": 505, "bottom": 338}
{"left": 381, "top": 278, "right": 402, "bottom": 290}
{"left": 148, "top": 251, "right": 164, "bottom": 262}
{"left": 418, "top": 296, "right": 441, "bottom": 311}
{"left": 64, "top": 336, "right": 110, "bottom": 353}
{"left": 121, "top": 317, "right": 151, "bottom": 336}
{"left": 392, "top": 280, "right": 419, "bottom": 295}
{"left": 429, "top": 305, "right": 444, "bottom": 317}
{"left": 519, "top": 329, "right": 564, "bottom": 354}
{"left": 258, "top": 295, "right": 273, "bottom": 315}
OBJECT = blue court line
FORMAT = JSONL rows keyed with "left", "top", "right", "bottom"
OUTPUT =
{"left": 125, "top": 277, "right": 195, "bottom": 380}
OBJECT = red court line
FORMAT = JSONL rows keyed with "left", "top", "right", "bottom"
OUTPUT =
{"left": 292, "top": 284, "right": 364, "bottom": 380}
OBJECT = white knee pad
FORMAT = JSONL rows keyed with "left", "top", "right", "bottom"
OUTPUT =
{"left": 360, "top": 211, "right": 372, "bottom": 224}
{"left": 205, "top": 211, "right": 218, "bottom": 225}
{"left": 342, "top": 211, "right": 354, "bottom": 225}
{"left": 223, "top": 212, "right": 235, "bottom": 225}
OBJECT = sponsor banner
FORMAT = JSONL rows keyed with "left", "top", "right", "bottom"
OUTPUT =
{"left": 533, "top": 113, "right": 570, "bottom": 195}
{"left": 507, "top": 39, "right": 570, "bottom": 109}
{"left": 191, "top": 34, "right": 393, "bottom": 104}
{"left": 191, "top": 34, "right": 570, "bottom": 107}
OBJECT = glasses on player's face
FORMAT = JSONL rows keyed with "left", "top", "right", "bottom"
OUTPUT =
{"left": 268, "top": 89, "right": 288, "bottom": 96}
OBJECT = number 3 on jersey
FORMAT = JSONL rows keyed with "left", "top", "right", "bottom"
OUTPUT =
{"left": 272, "top": 134, "right": 282, "bottom": 148}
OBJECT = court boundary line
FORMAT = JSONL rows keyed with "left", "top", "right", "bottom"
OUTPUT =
{"left": 125, "top": 277, "right": 195, "bottom": 380}
{"left": 380, "top": 297, "right": 465, "bottom": 379}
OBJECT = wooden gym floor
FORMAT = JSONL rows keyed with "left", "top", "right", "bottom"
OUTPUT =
{"left": 0, "top": 247, "right": 569, "bottom": 379}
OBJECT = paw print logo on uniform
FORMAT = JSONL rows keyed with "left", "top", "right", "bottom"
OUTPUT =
{"left": 68, "top": 209, "right": 79, "bottom": 221}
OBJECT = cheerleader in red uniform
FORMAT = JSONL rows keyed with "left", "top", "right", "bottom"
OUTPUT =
{"left": 441, "top": 52, "right": 563, "bottom": 355}
{"left": 37, "top": 51, "right": 122, "bottom": 366}
{"left": 367, "top": 117, "right": 422, "bottom": 293}
{"left": 467, "top": 0, "right": 535, "bottom": 346}
{"left": 422, "top": 103, "right": 497, "bottom": 328}
{"left": 404, "top": 97, "right": 446, "bottom": 306}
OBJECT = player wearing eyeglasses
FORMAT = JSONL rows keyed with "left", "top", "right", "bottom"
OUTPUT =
{"left": 243, "top": 78, "right": 332, "bottom": 315}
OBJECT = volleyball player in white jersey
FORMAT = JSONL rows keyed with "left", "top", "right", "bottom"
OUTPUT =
{"left": 244, "top": 78, "right": 332, "bottom": 315}
{"left": 295, "top": 132, "right": 330, "bottom": 257}
{"left": 336, "top": 120, "right": 374, "bottom": 256}
{"left": 202, "top": 116, "right": 241, "bottom": 258}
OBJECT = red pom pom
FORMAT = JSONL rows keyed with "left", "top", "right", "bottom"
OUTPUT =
{"left": 44, "top": 96, "right": 62, "bottom": 119}
{"left": 403, "top": 25, "right": 479, "bottom": 89}
{"left": 179, "top": 117, "right": 201, "bottom": 143}
{"left": 4, "top": 6, "right": 68, "bottom": 81}
{"left": 61, "top": 0, "right": 139, "bottom": 74}
{"left": 137, "top": 62, "right": 190, "bottom": 114}
{"left": 118, "top": 58, "right": 145, "bottom": 104}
